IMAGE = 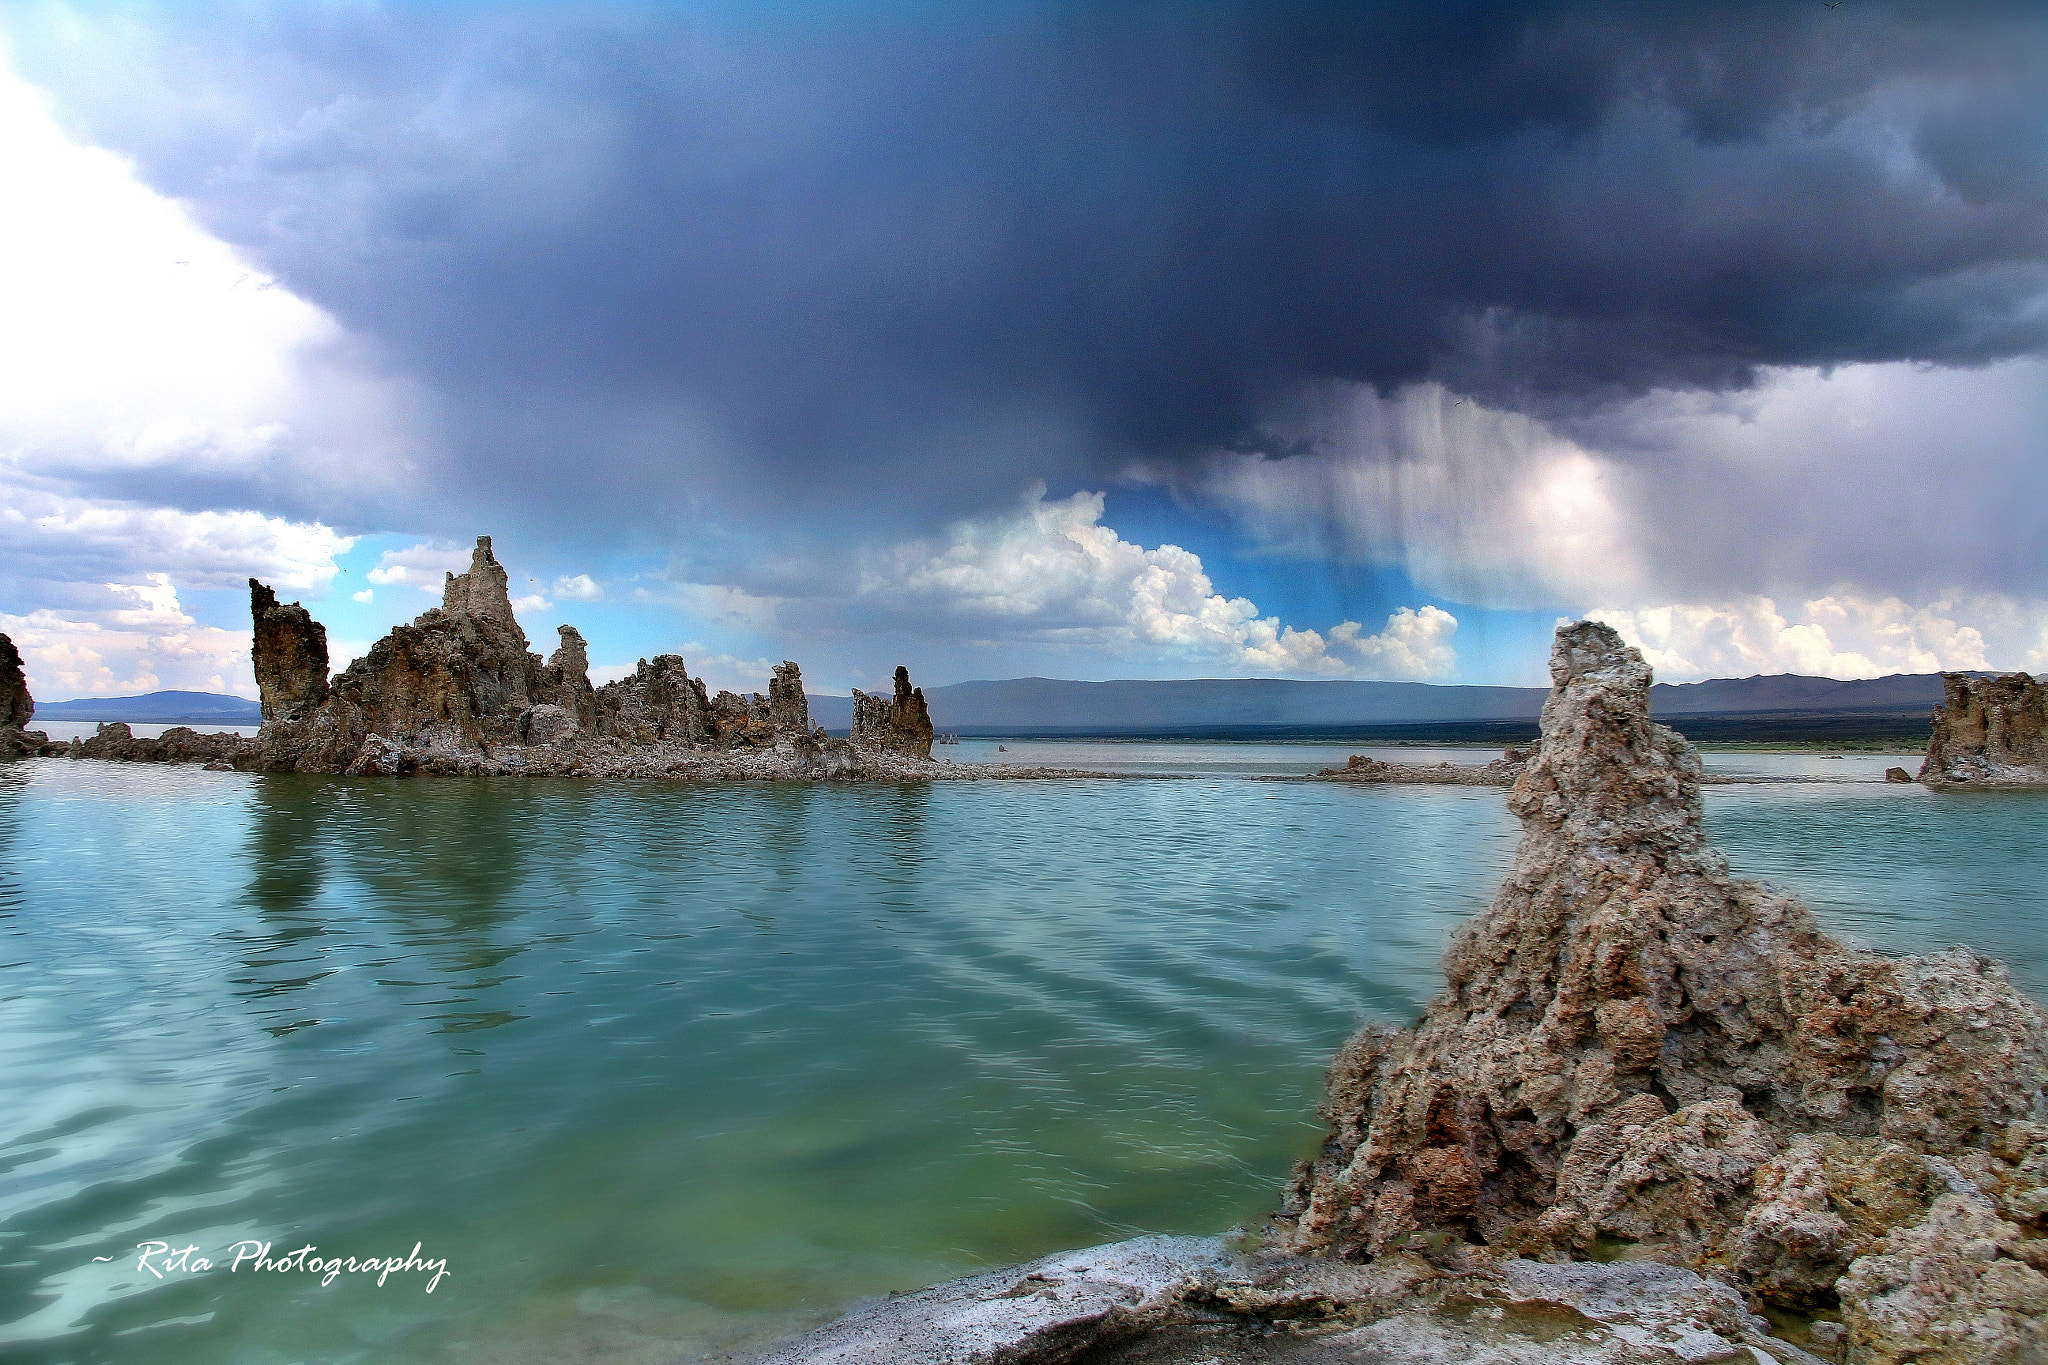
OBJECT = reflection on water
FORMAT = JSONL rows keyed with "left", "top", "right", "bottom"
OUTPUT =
{"left": 0, "top": 750, "right": 2040, "bottom": 1365}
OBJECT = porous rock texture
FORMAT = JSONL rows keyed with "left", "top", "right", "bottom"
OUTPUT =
{"left": 1272, "top": 622, "right": 2048, "bottom": 1361}
{"left": 48, "top": 535, "right": 1097, "bottom": 781}
{"left": 850, "top": 665, "right": 935, "bottom": 760}
{"left": 250, "top": 580, "right": 329, "bottom": 722}
{"left": 243, "top": 537, "right": 860, "bottom": 776}
{"left": 0, "top": 631, "right": 53, "bottom": 757}
{"left": 0, "top": 631, "right": 32, "bottom": 730}
{"left": 1919, "top": 673, "right": 2048, "bottom": 788}
{"left": 70, "top": 722, "right": 248, "bottom": 766}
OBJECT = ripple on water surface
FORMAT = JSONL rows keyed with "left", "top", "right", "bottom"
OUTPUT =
{"left": 0, "top": 753, "right": 2040, "bottom": 1364}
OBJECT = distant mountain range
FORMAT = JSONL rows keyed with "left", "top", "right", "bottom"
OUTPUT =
{"left": 32, "top": 691, "right": 262, "bottom": 723}
{"left": 35, "top": 671, "right": 1976, "bottom": 737}
{"left": 805, "top": 671, "right": 1964, "bottom": 737}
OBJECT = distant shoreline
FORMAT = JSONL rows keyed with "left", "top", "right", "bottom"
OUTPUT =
{"left": 28, "top": 719, "right": 1929, "bottom": 755}
{"left": 879, "top": 718, "right": 1934, "bottom": 751}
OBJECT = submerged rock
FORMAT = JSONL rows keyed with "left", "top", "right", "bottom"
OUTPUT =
{"left": 1920, "top": 672, "right": 2048, "bottom": 788}
{"left": 1311, "top": 750, "right": 1530, "bottom": 785}
{"left": 1272, "top": 621, "right": 2048, "bottom": 1358}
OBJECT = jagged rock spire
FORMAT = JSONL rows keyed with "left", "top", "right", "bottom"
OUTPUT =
{"left": 1276, "top": 620, "right": 2047, "bottom": 1342}
{"left": 440, "top": 535, "right": 528, "bottom": 648}
{"left": 0, "top": 632, "right": 32, "bottom": 730}
{"left": 851, "top": 665, "right": 935, "bottom": 759}
{"left": 249, "top": 579, "right": 330, "bottom": 723}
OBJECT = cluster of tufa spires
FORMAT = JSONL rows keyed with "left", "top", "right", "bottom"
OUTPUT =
{"left": 238, "top": 535, "right": 934, "bottom": 775}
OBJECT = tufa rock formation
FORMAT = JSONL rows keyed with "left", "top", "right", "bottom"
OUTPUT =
{"left": 596, "top": 654, "right": 712, "bottom": 747}
{"left": 244, "top": 536, "right": 840, "bottom": 774}
{"left": 31, "top": 535, "right": 1122, "bottom": 781}
{"left": 73, "top": 722, "right": 246, "bottom": 766}
{"left": 249, "top": 580, "right": 330, "bottom": 721}
{"left": 1919, "top": 672, "right": 2048, "bottom": 788}
{"left": 136, "top": 534, "right": 1065, "bottom": 780}
{"left": 0, "top": 631, "right": 52, "bottom": 757}
{"left": 1274, "top": 622, "right": 2048, "bottom": 1359}
{"left": 851, "top": 665, "right": 935, "bottom": 760}
{"left": 0, "top": 631, "right": 33, "bottom": 730}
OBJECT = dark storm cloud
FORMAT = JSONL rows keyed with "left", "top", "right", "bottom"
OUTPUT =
{"left": 10, "top": 0, "right": 2046, "bottom": 552}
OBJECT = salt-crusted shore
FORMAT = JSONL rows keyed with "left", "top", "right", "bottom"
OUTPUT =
{"left": 740, "top": 624, "right": 2048, "bottom": 1365}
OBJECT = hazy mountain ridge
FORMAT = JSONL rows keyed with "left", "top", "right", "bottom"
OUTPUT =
{"left": 808, "top": 671, "right": 1971, "bottom": 734}
{"left": 33, "top": 690, "right": 262, "bottom": 722}
{"left": 39, "top": 670, "right": 1997, "bottom": 732}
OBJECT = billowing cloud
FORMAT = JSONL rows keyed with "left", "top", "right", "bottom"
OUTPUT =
{"left": 1589, "top": 592, "right": 2048, "bottom": 681}
{"left": 854, "top": 489, "right": 1457, "bottom": 679}
{"left": 552, "top": 574, "right": 602, "bottom": 602}
{"left": 0, "top": 5, "right": 2042, "bottom": 692}
{"left": 0, "top": 61, "right": 429, "bottom": 527}
{"left": 2, "top": 2, "right": 2039, "bottom": 553}
{"left": 0, "top": 53, "right": 412, "bottom": 700}
{"left": 0, "top": 488, "right": 353, "bottom": 598}
{"left": 1331, "top": 608, "right": 1460, "bottom": 684}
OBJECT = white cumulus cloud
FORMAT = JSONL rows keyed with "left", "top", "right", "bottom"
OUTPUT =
{"left": 1588, "top": 593, "right": 2048, "bottom": 682}
{"left": 0, "top": 487, "right": 353, "bottom": 592}
{"left": 365, "top": 542, "right": 472, "bottom": 591}
{"left": 1330, "top": 607, "right": 1460, "bottom": 682}
{"left": 858, "top": 487, "right": 1458, "bottom": 679}
{"left": 552, "top": 573, "right": 602, "bottom": 601}
{"left": 4, "top": 577, "right": 255, "bottom": 700}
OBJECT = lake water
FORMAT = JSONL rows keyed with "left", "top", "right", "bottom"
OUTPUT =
{"left": 0, "top": 744, "right": 2040, "bottom": 1365}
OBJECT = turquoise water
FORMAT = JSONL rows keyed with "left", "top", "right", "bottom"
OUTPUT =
{"left": 0, "top": 749, "right": 2040, "bottom": 1365}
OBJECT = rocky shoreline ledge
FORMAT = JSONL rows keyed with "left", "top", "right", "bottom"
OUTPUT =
{"left": 743, "top": 624, "right": 2048, "bottom": 1365}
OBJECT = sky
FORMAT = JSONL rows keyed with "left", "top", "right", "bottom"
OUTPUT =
{"left": 0, "top": 0, "right": 2043, "bottom": 700}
